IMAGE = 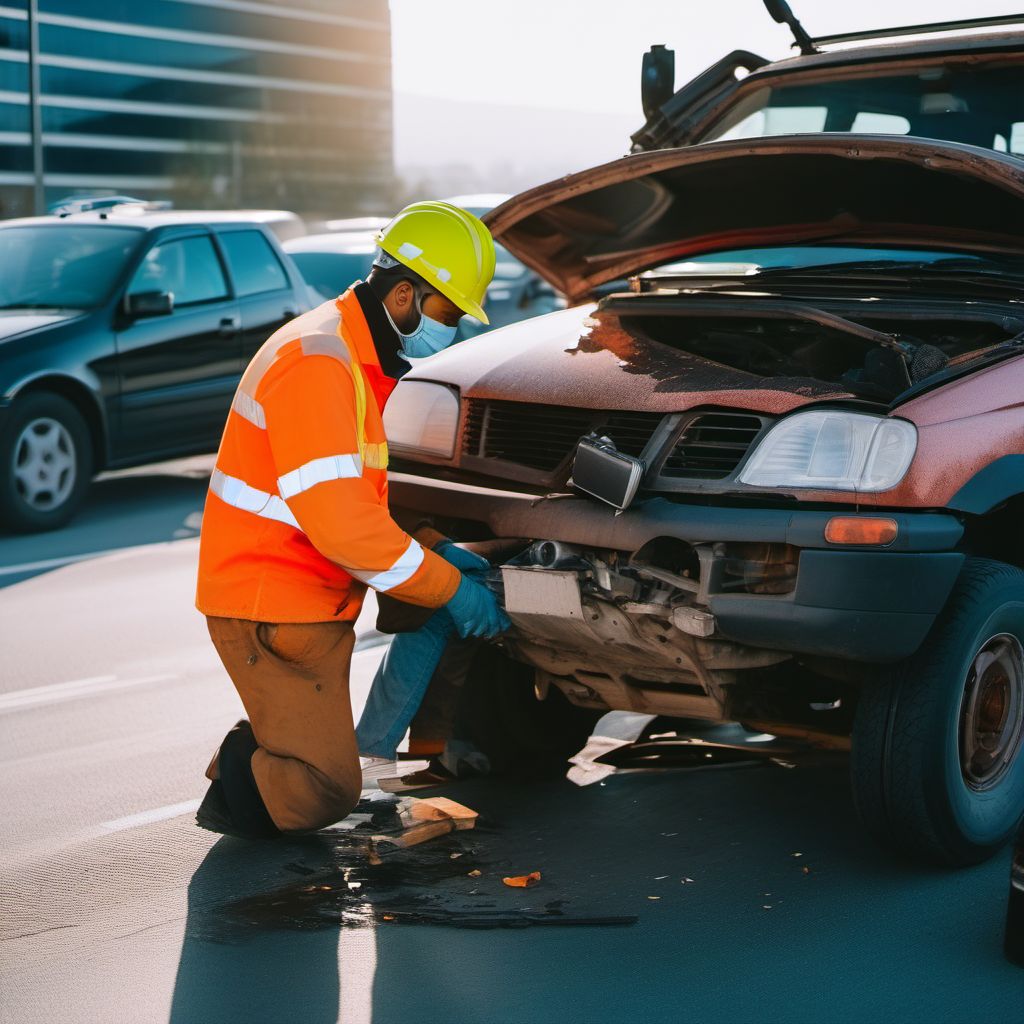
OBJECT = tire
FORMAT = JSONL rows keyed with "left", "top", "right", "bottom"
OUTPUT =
{"left": 851, "top": 558, "right": 1024, "bottom": 866}
{"left": 458, "top": 644, "right": 600, "bottom": 779}
{"left": 0, "top": 392, "right": 93, "bottom": 532}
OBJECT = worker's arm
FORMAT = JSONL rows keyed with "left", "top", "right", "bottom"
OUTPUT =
{"left": 261, "top": 353, "right": 460, "bottom": 608}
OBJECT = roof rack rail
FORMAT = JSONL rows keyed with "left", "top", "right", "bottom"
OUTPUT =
{"left": 810, "top": 13, "right": 1024, "bottom": 48}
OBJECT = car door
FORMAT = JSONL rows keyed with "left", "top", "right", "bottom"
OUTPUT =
{"left": 114, "top": 230, "right": 240, "bottom": 461}
{"left": 215, "top": 228, "right": 300, "bottom": 369}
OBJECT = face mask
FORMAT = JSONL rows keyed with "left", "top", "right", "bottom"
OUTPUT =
{"left": 382, "top": 288, "right": 458, "bottom": 359}
{"left": 398, "top": 312, "right": 458, "bottom": 359}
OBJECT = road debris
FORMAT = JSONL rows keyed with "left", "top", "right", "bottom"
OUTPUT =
{"left": 468, "top": 869, "right": 482, "bottom": 878}
{"left": 503, "top": 871, "right": 542, "bottom": 888}
{"left": 567, "top": 713, "right": 803, "bottom": 787}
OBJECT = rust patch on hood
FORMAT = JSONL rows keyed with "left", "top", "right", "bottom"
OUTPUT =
{"left": 459, "top": 308, "right": 854, "bottom": 415}
{"left": 573, "top": 310, "right": 854, "bottom": 398}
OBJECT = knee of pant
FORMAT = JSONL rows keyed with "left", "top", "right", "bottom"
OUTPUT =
{"left": 281, "top": 780, "right": 361, "bottom": 835}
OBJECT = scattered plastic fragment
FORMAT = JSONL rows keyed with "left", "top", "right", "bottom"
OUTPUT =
{"left": 382, "top": 914, "right": 395, "bottom": 922}
{"left": 802, "top": 866, "right": 811, "bottom": 875}
{"left": 450, "top": 852, "right": 463, "bottom": 859}
{"left": 681, "top": 877, "right": 695, "bottom": 884}
{"left": 647, "top": 896, "right": 661, "bottom": 900}
{"left": 654, "top": 875, "right": 668, "bottom": 880}
{"left": 503, "top": 871, "right": 542, "bottom": 888}
{"left": 762, "top": 904, "right": 773, "bottom": 910}
{"left": 468, "top": 869, "right": 482, "bottom": 878}
{"left": 662, "top": 833, "right": 679, "bottom": 838}
{"left": 791, "top": 852, "right": 803, "bottom": 858}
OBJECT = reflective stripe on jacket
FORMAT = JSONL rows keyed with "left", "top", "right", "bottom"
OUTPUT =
{"left": 196, "top": 287, "right": 460, "bottom": 623}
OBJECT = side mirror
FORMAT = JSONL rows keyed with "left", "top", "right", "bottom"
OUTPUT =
{"left": 641, "top": 44, "right": 675, "bottom": 121}
{"left": 123, "top": 290, "right": 174, "bottom": 318}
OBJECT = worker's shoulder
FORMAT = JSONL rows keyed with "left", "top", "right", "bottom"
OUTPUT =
{"left": 270, "top": 299, "right": 345, "bottom": 349}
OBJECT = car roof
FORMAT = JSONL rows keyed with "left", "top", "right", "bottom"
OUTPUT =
{"left": 283, "top": 231, "right": 378, "bottom": 254}
{"left": 0, "top": 209, "right": 303, "bottom": 232}
{"left": 749, "top": 27, "right": 1024, "bottom": 82}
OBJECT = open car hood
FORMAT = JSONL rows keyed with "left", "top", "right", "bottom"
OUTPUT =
{"left": 485, "top": 135, "right": 1024, "bottom": 303}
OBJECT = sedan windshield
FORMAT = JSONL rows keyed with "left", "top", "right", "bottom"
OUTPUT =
{"left": 660, "top": 245, "right": 1018, "bottom": 274}
{"left": 699, "top": 63, "right": 1024, "bottom": 154}
{"left": 0, "top": 225, "right": 142, "bottom": 310}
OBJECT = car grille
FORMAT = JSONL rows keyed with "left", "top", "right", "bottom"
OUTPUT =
{"left": 463, "top": 400, "right": 662, "bottom": 473}
{"left": 660, "top": 413, "right": 765, "bottom": 479}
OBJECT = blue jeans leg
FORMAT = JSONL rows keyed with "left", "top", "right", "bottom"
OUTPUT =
{"left": 355, "top": 609, "right": 456, "bottom": 759}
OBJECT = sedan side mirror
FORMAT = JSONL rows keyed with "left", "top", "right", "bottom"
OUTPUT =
{"left": 124, "top": 290, "right": 174, "bottom": 318}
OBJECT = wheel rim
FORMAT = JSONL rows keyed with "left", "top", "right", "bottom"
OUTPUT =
{"left": 959, "top": 632, "right": 1024, "bottom": 791}
{"left": 12, "top": 416, "right": 77, "bottom": 511}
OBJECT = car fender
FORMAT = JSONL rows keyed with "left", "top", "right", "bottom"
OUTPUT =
{"left": 947, "top": 455, "right": 1024, "bottom": 514}
{"left": 4, "top": 370, "right": 110, "bottom": 469}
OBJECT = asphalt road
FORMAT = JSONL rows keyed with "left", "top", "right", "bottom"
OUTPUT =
{"left": 0, "top": 454, "right": 214, "bottom": 588}
{"left": 0, "top": 462, "right": 1021, "bottom": 1023}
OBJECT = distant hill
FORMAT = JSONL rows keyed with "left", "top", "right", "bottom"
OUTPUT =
{"left": 393, "top": 91, "right": 639, "bottom": 195}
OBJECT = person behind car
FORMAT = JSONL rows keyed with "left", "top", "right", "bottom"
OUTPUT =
{"left": 194, "top": 201, "right": 508, "bottom": 839}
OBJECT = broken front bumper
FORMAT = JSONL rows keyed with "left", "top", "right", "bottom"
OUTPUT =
{"left": 390, "top": 471, "right": 965, "bottom": 663}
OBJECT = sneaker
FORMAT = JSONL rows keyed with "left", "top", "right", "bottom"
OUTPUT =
{"left": 359, "top": 756, "right": 402, "bottom": 789}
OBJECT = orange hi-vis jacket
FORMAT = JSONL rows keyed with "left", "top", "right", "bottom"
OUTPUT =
{"left": 196, "top": 286, "right": 460, "bottom": 623}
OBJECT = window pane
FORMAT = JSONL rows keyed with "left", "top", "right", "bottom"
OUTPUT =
{"left": 289, "top": 250, "right": 373, "bottom": 300}
{"left": 0, "top": 225, "right": 141, "bottom": 309}
{"left": 219, "top": 230, "right": 289, "bottom": 296}
{"left": 700, "top": 64, "right": 1024, "bottom": 152}
{"left": 850, "top": 112, "right": 911, "bottom": 135}
{"left": 129, "top": 235, "right": 228, "bottom": 306}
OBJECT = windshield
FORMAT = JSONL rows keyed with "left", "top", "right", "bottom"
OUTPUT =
{"left": 289, "top": 251, "right": 376, "bottom": 300}
{"left": 0, "top": 225, "right": 142, "bottom": 310}
{"left": 699, "top": 62, "right": 1024, "bottom": 154}
{"left": 656, "top": 246, "right": 1016, "bottom": 275}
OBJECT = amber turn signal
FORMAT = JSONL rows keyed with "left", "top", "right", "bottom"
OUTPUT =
{"left": 824, "top": 516, "right": 898, "bottom": 546}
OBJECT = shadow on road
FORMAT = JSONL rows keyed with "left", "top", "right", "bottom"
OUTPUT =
{"left": 170, "top": 835, "right": 343, "bottom": 1024}
{"left": 167, "top": 759, "right": 1020, "bottom": 1024}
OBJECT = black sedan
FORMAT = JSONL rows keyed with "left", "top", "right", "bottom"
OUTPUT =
{"left": 0, "top": 211, "right": 312, "bottom": 531}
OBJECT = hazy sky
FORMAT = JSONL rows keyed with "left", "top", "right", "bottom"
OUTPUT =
{"left": 388, "top": 0, "right": 1023, "bottom": 189}
{"left": 390, "top": 0, "right": 1022, "bottom": 115}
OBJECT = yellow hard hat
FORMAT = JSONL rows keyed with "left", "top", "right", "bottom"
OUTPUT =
{"left": 376, "top": 201, "right": 496, "bottom": 324}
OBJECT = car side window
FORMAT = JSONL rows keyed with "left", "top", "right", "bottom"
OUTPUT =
{"left": 219, "top": 230, "right": 290, "bottom": 297}
{"left": 127, "top": 235, "right": 229, "bottom": 307}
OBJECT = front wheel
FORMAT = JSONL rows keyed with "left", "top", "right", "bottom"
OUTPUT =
{"left": 851, "top": 558, "right": 1024, "bottom": 866}
{"left": 0, "top": 392, "right": 93, "bottom": 532}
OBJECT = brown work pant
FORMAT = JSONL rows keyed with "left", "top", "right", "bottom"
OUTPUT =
{"left": 206, "top": 616, "right": 361, "bottom": 833}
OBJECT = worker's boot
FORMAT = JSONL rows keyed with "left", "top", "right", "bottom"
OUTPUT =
{"left": 196, "top": 720, "right": 280, "bottom": 839}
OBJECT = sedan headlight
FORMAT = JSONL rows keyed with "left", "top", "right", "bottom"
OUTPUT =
{"left": 738, "top": 410, "right": 916, "bottom": 492}
{"left": 383, "top": 381, "right": 460, "bottom": 460}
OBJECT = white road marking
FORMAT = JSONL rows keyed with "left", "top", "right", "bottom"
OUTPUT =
{"left": 101, "top": 799, "right": 201, "bottom": 832}
{"left": 337, "top": 923, "right": 378, "bottom": 1024}
{"left": 0, "top": 547, "right": 128, "bottom": 577}
{"left": 0, "top": 673, "right": 176, "bottom": 712}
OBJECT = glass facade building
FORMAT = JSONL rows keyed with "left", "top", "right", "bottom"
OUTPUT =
{"left": 0, "top": 0, "right": 393, "bottom": 218}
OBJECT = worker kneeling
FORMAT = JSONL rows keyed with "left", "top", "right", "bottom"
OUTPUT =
{"left": 194, "top": 202, "right": 508, "bottom": 838}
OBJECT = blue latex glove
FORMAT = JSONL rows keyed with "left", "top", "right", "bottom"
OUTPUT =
{"left": 445, "top": 574, "right": 511, "bottom": 639}
{"left": 435, "top": 539, "right": 491, "bottom": 576}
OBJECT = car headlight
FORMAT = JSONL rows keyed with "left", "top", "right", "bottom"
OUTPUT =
{"left": 382, "top": 381, "right": 460, "bottom": 460}
{"left": 737, "top": 410, "right": 916, "bottom": 492}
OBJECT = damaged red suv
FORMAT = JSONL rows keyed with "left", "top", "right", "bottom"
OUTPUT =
{"left": 385, "top": 32, "right": 1024, "bottom": 866}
